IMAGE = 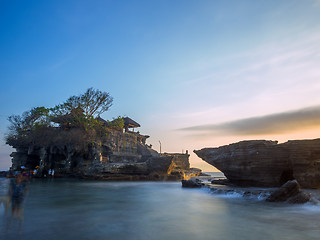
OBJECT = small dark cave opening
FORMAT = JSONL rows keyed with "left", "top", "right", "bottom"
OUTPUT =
{"left": 279, "top": 169, "right": 294, "bottom": 185}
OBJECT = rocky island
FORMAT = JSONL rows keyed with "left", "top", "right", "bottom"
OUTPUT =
{"left": 194, "top": 139, "right": 320, "bottom": 188}
{"left": 6, "top": 88, "right": 201, "bottom": 180}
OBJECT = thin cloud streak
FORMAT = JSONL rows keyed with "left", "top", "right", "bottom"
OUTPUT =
{"left": 48, "top": 57, "right": 74, "bottom": 71}
{"left": 185, "top": 32, "right": 320, "bottom": 88}
{"left": 180, "top": 105, "right": 320, "bottom": 136}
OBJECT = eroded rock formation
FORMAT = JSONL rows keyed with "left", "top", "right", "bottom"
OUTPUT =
{"left": 194, "top": 139, "right": 320, "bottom": 188}
{"left": 10, "top": 129, "right": 200, "bottom": 180}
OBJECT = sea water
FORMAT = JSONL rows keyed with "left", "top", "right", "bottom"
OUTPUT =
{"left": 1, "top": 176, "right": 320, "bottom": 240}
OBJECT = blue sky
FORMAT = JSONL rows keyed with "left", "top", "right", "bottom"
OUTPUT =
{"left": 1, "top": 0, "right": 320, "bottom": 171}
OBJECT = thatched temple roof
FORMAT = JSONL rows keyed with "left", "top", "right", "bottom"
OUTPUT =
{"left": 123, "top": 117, "right": 140, "bottom": 128}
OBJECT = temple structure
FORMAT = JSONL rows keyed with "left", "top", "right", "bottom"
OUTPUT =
{"left": 9, "top": 116, "right": 201, "bottom": 180}
{"left": 123, "top": 117, "right": 149, "bottom": 145}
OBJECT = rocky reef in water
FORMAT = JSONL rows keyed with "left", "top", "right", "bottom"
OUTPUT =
{"left": 194, "top": 139, "right": 320, "bottom": 188}
{"left": 182, "top": 178, "right": 314, "bottom": 204}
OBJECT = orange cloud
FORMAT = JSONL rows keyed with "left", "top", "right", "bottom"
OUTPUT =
{"left": 180, "top": 105, "right": 320, "bottom": 136}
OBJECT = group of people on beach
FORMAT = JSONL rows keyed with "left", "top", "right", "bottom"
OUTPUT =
{"left": 33, "top": 166, "right": 55, "bottom": 178}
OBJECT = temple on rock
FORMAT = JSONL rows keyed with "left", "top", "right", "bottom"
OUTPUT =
{"left": 123, "top": 117, "right": 140, "bottom": 131}
{"left": 123, "top": 117, "right": 150, "bottom": 145}
{"left": 9, "top": 115, "right": 201, "bottom": 180}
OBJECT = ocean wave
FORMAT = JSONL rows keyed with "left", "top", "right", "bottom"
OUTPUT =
{"left": 206, "top": 186, "right": 271, "bottom": 201}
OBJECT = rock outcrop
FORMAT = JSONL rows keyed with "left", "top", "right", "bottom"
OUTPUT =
{"left": 194, "top": 139, "right": 320, "bottom": 188}
{"left": 181, "top": 179, "right": 203, "bottom": 188}
{"left": 10, "top": 129, "right": 200, "bottom": 181}
{"left": 266, "top": 180, "right": 311, "bottom": 203}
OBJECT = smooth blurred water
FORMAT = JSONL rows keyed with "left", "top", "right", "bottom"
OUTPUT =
{"left": 1, "top": 178, "right": 320, "bottom": 240}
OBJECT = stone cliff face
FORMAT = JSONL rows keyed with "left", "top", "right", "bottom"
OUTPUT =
{"left": 160, "top": 153, "right": 201, "bottom": 180}
{"left": 194, "top": 139, "right": 320, "bottom": 188}
{"left": 10, "top": 129, "right": 200, "bottom": 180}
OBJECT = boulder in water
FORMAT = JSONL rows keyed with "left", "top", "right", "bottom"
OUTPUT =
{"left": 266, "top": 180, "right": 311, "bottom": 204}
{"left": 286, "top": 192, "right": 311, "bottom": 204}
{"left": 181, "top": 179, "right": 203, "bottom": 188}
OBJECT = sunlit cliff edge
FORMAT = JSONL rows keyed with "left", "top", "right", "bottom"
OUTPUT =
{"left": 195, "top": 138, "right": 320, "bottom": 188}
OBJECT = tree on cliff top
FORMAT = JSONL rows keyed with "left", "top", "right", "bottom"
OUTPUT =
{"left": 51, "top": 88, "right": 113, "bottom": 119}
{"left": 6, "top": 88, "right": 115, "bottom": 146}
{"left": 50, "top": 88, "right": 113, "bottom": 130}
{"left": 7, "top": 106, "right": 50, "bottom": 136}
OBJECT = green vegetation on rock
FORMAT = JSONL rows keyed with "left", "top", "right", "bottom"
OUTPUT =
{"left": 5, "top": 88, "right": 122, "bottom": 148}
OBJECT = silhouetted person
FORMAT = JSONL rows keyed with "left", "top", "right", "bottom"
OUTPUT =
{"left": 6, "top": 172, "right": 28, "bottom": 235}
{"left": 0, "top": 178, "right": 10, "bottom": 217}
{"left": 11, "top": 173, "right": 27, "bottom": 217}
